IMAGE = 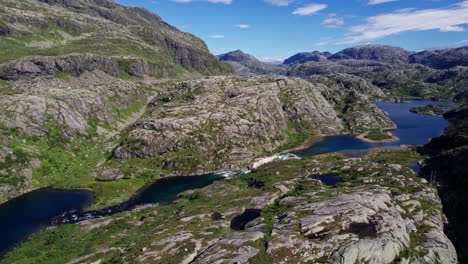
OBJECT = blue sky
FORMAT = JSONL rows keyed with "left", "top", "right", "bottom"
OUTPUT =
{"left": 116, "top": 0, "right": 468, "bottom": 63}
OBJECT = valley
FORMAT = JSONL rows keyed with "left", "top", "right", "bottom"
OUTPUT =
{"left": 0, "top": 0, "right": 466, "bottom": 263}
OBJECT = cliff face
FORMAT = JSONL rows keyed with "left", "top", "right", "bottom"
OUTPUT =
{"left": 421, "top": 106, "right": 468, "bottom": 262}
{"left": 0, "top": 0, "right": 232, "bottom": 77}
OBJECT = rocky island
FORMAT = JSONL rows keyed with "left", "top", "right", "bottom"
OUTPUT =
{"left": 0, "top": 0, "right": 467, "bottom": 263}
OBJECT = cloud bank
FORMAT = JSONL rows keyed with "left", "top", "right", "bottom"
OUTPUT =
{"left": 319, "top": 1, "right": 468, "bottom": 45}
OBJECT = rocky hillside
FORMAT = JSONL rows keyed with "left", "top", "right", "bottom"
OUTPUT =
{"left": 0, "top": 0, "right": 232, "bottom": 78}
{"left": 287, "top": 58, "right": 468, "bottom": 100}
{"left": 1, "top": 152, "right": 457, "bottom": 263}
{"left": 409, "top": 46, "right": 468, "bottom": 69}
{"left": 236, "top": 45, "right": 468, "bottom": 101}
{"left": 217, "top": 50, "right": 281, "bottom": 75}
{"left": 0, "top": 72, "right": 394, "bottom": 208}
{"left": 112, "top": 75, "right": 393, "bottom": 176}
{"left": 283, "top": 51, "right": 332, "bottom": 64}
{"left": 328, "top": 45, "right": 414, "bottom": 63}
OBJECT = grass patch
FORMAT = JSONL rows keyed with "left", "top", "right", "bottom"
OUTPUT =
{"left": 410, "top": 104, "right": 453, "bottom": 116}
{"left": 0, "top": 87, "right": 19, "bottom": 95}
{"left": 118, "top": 70, "right": 133, "bottom": 80}
{"left": 370, "top": 149, "right": 423, "bottom": 165}
{"left": 176, "top": 64, "right": 187, "bottom": 77}
{"left": 53, "top": 72, "right": 71, "bottom": 82}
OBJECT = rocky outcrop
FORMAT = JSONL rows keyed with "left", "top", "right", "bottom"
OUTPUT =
{"left": 0, "top": 70, "right": 159, "bottom": 203}
{"left": 113, "top": 76, "right": 394, "bottom": 174}
{"left": 113, "top": 76, "right": 345, "bottom": 174}
{"left": 0, "top": 73, "right": 152, "bottom": 138}
{"left": 0, "top": 54, "right": 171, "bottom": 81}
{"left": 309, "top": 75, "right": 395, "bottom": 133}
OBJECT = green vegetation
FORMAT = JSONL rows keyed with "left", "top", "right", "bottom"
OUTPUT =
{"left": 176, "top": 64, "right": 187, "bottom": 77}
{"left": 0, "top": 152, "right": 434, "bottom": 263}
{"left": 364, "top": 129, "right": 392, "bottom": 141}
{"left": 111, "top": 99, "right": 146, "bottom": 121}
{"left": 370, "top": 148, "right": 423, "bottom": 165}
{"left": 118, "top": 70, "right": 133, "bottom": 80}
{"left": 268, "top": 119, "right": 316, "bottom": 154}
{"left": 410, "top": 104, "right": 456, "bottom": 116}
{"left": 0, "top": 87, "right": 19, "bottom": 95}
{"left": 0, "top": 80, "right": 19, "bottom": 95}
{"left": 53, "top": 72, "right": 71, "bottom": 82}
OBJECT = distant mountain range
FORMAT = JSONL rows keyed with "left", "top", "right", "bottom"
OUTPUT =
{"left": 218, "top": 45, "right": 468, "bottom": 100}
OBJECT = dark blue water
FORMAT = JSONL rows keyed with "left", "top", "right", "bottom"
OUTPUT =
{"left": 311, "top": 173, "right": 343, "bottom": 186}
{"left": 293, "top": 100, "right": 452, "bottom": 157}
{"left": 53, "top": 174, "right": 224, "bottom": 225}
{"left": 133, "top": 174, "right": 223, "bottom": 205}
{"left": 0, "top": 188, "right": 93, "bottom": 256}
{"left": 0, "top": 174, "right": 223, "bottom": 257}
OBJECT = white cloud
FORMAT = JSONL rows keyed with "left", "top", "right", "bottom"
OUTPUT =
{"left": 368, "top": 0, "right": 399, "bottom": 5}
{"left": 235, "top": 24, "right": 250, "bottom": 28}
{"left": 259, "top": 56, "right": 287, "bottom": 65}
{"left": 292, "top": 3, "right": 327, "bottom": 16}
{"left": 322, "top": 14, "right": 345, "bottom": 28}
{"left": 325, "top": 1, "right": 468, "bottom": 45}
{"left": 209, "top": 35, "right": 225, "bottom": 38}
{"left": 172, "top": 0, "right": 232, "bottom": 4}
{"left": 440, "top": 25, "right": 465, "bottom": 32}
{"left": 264, "top": 0, "right": 295, "bottom": 6}
{"left": 460, "top": 39, "right": 468, "bottom": 43}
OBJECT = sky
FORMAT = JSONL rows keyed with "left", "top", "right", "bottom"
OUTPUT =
{"left": 115, "top": 0, "right": 468, "bottom": 63}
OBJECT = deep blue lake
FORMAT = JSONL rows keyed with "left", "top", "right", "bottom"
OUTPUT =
{"left": 0, "top": 174, "right": 223, "bottom": 257}
{"left": 293, "top": 100, "right": 452, "bottom": 157}
{"left": 0, "top": 188, "right": 93, "bottom": 256}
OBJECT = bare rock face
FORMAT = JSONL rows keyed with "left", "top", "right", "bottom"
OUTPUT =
{"left": 0, "top": 76, "right": 151, "bottom": 138}
{"left": 268, "top": 187, "right": 457, "bottom": 264}
{"left": 113, "top": 76, "right": 344, "bottom": 174}
{"left": 0, "top": 54, "right": 169, "bottom": 81}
